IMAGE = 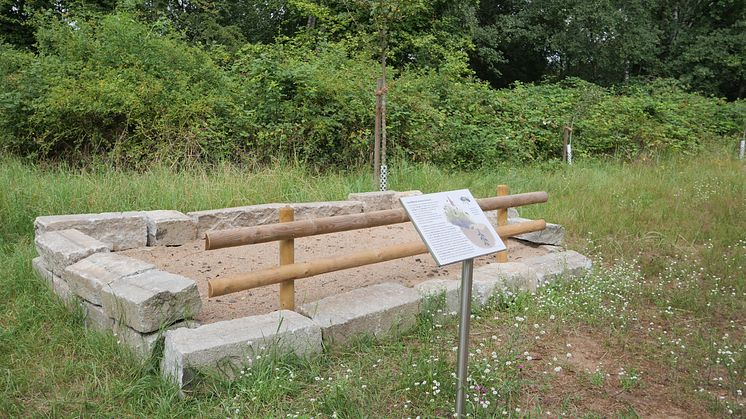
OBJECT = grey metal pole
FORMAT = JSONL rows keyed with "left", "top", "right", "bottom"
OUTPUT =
{"left": 739, "top": 139, "right": 745, "bottom": 160}
{"left": 455, "top": 258, "right": 474, "bottom": 417}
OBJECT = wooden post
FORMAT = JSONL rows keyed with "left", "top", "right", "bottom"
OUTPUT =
{"left": 279, "top": 206, "right": 295, "bottom": 310}
{"left": 496, "top": 185, "right": 509, "bottom": 263}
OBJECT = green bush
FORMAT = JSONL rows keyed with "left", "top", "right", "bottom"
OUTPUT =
{"left": 230, "top": 41, "right": 379, "bottom": 165}
{"left": 0, "top": 14, "right": 249, "bottom": 165}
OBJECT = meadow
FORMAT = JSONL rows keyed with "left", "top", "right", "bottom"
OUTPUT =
{"left": 0, "top": 151, "right": 744, "bottom": 417}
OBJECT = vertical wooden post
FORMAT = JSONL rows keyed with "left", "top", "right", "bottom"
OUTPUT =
{"left": 496, "top": 185, "right": 509, "bottom": 263}
{"left": 279, "top": 206, "right": 295, "bottom": 310}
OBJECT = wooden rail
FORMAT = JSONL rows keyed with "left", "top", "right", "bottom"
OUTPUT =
{"left": 205, "top": 191, "right": 548, "bottom": 250}
{"left": 204, "top": 187, "right": 550, "bottom": 305}
{"left": 208, "top": 219, "right": 546, "bottom": 297}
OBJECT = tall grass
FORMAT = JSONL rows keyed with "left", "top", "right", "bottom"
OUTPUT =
{"left": 0, "top": 151, "right": 744, "bottom": 416}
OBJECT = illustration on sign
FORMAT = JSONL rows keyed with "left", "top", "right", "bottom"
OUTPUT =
{"left": 400, "top": 189, "right": 506, "bottom": 266}
{"left": 444, "top": 196, "right": 497, "bottom": 248}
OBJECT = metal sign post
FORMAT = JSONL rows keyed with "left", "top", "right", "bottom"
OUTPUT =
{"left": 455, "top": 258, "right": 474, "bottom": 417}
{"left": 399, "top": 189, "right": 507, "bottom": 417}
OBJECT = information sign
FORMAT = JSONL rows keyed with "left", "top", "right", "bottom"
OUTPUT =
{"left": 400, "top": 189, "right": 506, "bottom": 266}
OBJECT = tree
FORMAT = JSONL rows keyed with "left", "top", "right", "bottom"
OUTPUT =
{"left": 471, "top": 0, "right": 661, "bottom": 87}
{"left": 655, "top": 0, "right": 746, "bottom": 99}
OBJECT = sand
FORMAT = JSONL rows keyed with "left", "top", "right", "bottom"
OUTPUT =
{"left": 121, "top": 223, "right": 547, "bottom": 324}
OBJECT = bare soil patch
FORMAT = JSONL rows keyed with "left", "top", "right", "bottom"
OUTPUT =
{"left": 121, "top": 223, "right": 546, "bottom": 324}
{"left": 523, "top": 330, "right": 713, "bottom": 418}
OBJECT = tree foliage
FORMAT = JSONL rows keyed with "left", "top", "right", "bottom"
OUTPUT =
{"left": 0, "top": 3, "right": 743, "bottom": 167}
{"left": 471, "top": 0, "right": 745, "bottom": 99}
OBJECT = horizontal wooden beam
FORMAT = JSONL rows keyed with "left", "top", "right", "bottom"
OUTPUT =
{"left": 205, "top": 191, "right": 548, "bottom": 250}
{"left": 208, "top": 219, "right": 546, "bottom": 297}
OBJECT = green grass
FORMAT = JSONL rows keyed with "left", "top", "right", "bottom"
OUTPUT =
{"left": 0, "top": 151, "right": 744, "bottom": 417}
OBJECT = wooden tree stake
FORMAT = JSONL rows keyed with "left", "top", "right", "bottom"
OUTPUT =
{"left": 563, "top": 126, "right": 571, "bottom": 162}
{"left": 279, "top": 206, "right": 295, "bottom": 310}
{"left": 496, "top": 185, "right": 509, "bottom": 263}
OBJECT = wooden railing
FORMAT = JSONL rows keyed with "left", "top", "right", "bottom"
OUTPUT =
{"left": 205, "top": 186, "right": 548, "bottom": 310}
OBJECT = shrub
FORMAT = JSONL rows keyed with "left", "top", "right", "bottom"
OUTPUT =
{"left": 0, "top": 14, "right": 249, "bottom": 165}
{"left": 0, "top": 16, "right": 742, "bottom": 168}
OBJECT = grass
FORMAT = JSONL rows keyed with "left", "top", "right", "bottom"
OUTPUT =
{"left": 0, "top": 151, "right": 744, "bottom": 417}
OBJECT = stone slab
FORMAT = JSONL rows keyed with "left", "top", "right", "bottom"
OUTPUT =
{"left": 473, "top": 262, "right": 539, "bottom": 295}
{"left": 64, "top": 253, "right": 156, "bottom": 305}
{"left": 161, "top": 310, "right": 322, "bottom": 388}
{"left": 80, "top": 299, "right": 115, "bottom": 331}
{"left": 144, "top": 210, "right": 196, "bottom": 246}
{"left": 292, "top": 201, "right": 363, "bottom": 220}
{"left": 414, "top": 279, "right": 461, "bottom": 315}
{"left": 539, "top": 244, "right": 565, "bottom": 253}
{"left": 32, "top": 256, "right": 76, "bottom": 303}
{"left": 347, "top": 191, "right": 397, "bottom": 212}
{"left": 391, "top": 190, "right": 423, "bottom": 208}
{"left": 32, "top": 256, "right": 54, "bottom": 288}
{"left": 510, "top": 217, "right": 565, "bottom": 246}
{"left": 484, "top": 208, "right": 520, "bottom": 225}
{"left": 35, "top": 212, "right": 147, "bottom": 251}
{"left": 80, "top": 299, "right": 199, "bottom": 359}
{"left": 415, "top": 263, "right": 537, "bottom": 314}
{"left": 35, "top": 229, "right": 111, "bottom": 276}
{"left": 189, "top": 201, "right": 365, "bottom": 237}
{"left": 520, "top": 250, "right": 593, "bottom": 286}
{"left": 100, "top": 270, "right": 201, "bottom": 333}
{"left": 113, "top": 319, "right": 199, "bottom": 360}
{"left": 298, "top": 282, "right": 421, "bottom": 345}
{"left": 187, "top": 203, "right": 284, "bottom": 237}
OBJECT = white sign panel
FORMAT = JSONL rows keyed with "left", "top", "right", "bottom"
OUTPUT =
{"left": 400, "top": 189, "right": 506, "bottom": 266}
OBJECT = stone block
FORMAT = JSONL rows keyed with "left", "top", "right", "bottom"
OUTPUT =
{"left": 484, "top": 208, "right": 520, "bottom": 225}
{"left": 35, "top": 212, "right": 147, "bottom": 251}
{"left": 414, "top": 279, "right": 460, "bottom": 314}
{"left": 161, "top": 310, "right": 322, "bottom": 388}
{"left": 539, "top": 244, "right": 565, "bottom": 253}
{"left": 391, "top": 190, "right": 423, "bottom": 208}
{"left": 35, "top": 229, "right": 111, "bottom": 276}
{"left": 520, "top": 250, "right": 593, "bottom": 286}
{"left": 298, "top": 282, "right": 421, "bottom": 345}
{"left": 415, "top": 263, "right": 536, "bottom": 315}
{"left": 32, "top": 256, "right": 76, "bottom": 303}
{"left": 80, "top": 299, "right": 199, "bottom": 359}
{"left": 347, "top": 191, "right": 397, "bottom": 212}
{"left": 292, "top": 201, "right": 363, "bottom": 220}
{"left": 80, "top": 300, "right": 115, "bottom": 331}
{"left": 189, "top": 201, "right": 366, "bottom": 237}
{"left": 144, "top": 210, "right": 197, "bottom": 246}
{"left": 113, "top": 319, "right": 199, "bottom": 360}
{"left": 32, "top": 256, "right": 54, "bottom": 288}
{"left": 187, "top": 204, "right": 284, "bottom": 237}
{"left": 100, "top": 270, "right": 202, "bottom": 333}
{"left": 64, "top": 253, "right": 155, "bottom": 305}
{"left": 510, "top": 217, "right": 565, "bottom": 246}
{"left": 473, "top": 262, "right": 539, "bottom": 295}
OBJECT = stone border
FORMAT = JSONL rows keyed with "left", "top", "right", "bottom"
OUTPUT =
{"left": 31, "top": 191, "right": 591, "bottom": 389}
